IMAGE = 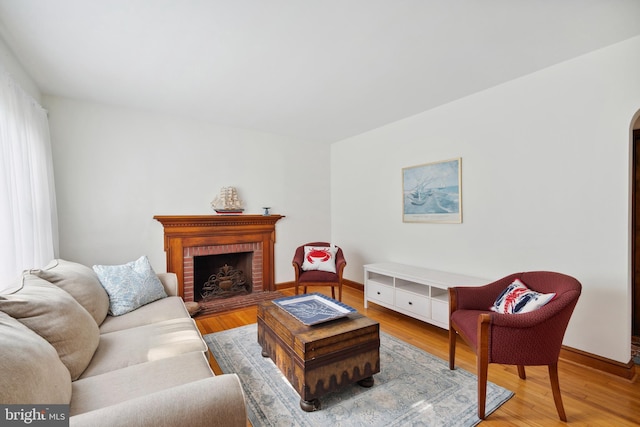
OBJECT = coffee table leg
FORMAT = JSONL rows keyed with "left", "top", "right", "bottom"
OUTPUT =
{"left": 300, "top": 398, "right": 321, "bottom": 412}
{"left": 357, "top": 376, "right": 374, "bottom": 387}
{"left": 261, "top": 349, "right": 269, "bottom": 357}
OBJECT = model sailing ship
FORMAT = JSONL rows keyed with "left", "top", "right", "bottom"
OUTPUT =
{"left": 211, "top": 187, "right": 244, "bottom": 214}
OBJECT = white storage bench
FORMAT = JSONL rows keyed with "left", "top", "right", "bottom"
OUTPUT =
{"left": 364, "top": 262, "right": 488, "bottom": 329}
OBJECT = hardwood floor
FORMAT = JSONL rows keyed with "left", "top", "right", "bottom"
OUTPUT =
{"left": 196, "top": 287, "right": 640, "bottom": 426}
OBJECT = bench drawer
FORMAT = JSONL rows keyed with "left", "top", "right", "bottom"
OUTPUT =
{"left": 395, "top": 289, "right": 430, "bottom": 317}
{"left": 366, "top": 281, "right": 394, "bottom": 305}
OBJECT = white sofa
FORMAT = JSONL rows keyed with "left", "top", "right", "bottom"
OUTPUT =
{"left": 0, "top": 259, "right": 247, "bottom": 427}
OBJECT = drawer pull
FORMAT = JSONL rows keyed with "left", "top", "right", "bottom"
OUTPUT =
{"left": 408, "top": 301, "right": 413, "bottom": 305}
{"left": 377, "top": 291, "right": 381, "bottom": 295}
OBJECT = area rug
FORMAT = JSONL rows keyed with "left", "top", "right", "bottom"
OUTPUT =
{"left": 204, "top": 324, "right": 513, "bottom": 427}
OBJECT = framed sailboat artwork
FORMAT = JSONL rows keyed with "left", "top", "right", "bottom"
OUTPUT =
{"left": 402, "top": 158, "right": 462, "bottom": 223}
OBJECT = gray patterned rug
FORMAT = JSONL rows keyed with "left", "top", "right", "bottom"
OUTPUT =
{"left": 204, "top": 324, "right": 513, "bottom": 427}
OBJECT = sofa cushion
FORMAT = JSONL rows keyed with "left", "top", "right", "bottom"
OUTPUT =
{"left": 32, "top": 259, "right": 110, "bottom": 325}
{"left": 0, "top": 273, "right": 100, "bottom": 380}
{"left": 93, "top": 256, "right": 167, "bottom": 316}
{"left": 80, "top": 318, "right": 207, "bottom": 378}
{"left": 0, "top": 311, "right": 72, "bottom": 404}
{"left": 99, "top": 296, "right": 190, "bottom": 334}
{"left": 70, "top": 351, "right": 213, "bottom": 416}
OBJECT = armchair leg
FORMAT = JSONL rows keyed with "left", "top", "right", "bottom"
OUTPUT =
{"left": 476, "top": 314, "right": 490, "bottom": 420}
{"left": 448, "top": 327, "right": 456, "bottom": 370}
{"left": 517, "top": 365, "right": 526, "bottom": 380}
{"left": 331, "top": 287, "right": 336, "bottom": 300}
{"left": 477, "top": 350, "right": 488, "bottom": 420}
{"left": 338, "top": 284, "right": 342, "bottom": 302}
{"left": 548, "top": 363, "right": 567, "bottom": 422}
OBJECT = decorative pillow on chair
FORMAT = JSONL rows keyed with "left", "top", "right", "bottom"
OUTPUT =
{"left": 491, "top": 278, "right": 556, "bottom": 314}
{"left": 93, "top": 256, "right": 167, "bottom": 316}
{"left": 301, "top": 246, "right": 338, "bottom": 273}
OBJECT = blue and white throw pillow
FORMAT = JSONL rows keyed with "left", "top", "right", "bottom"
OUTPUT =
{"left": 93, "top": 256, "right": 167, "bottom": 316}
{"left": 490, "top": 278, "right": 556, "bottom": 314}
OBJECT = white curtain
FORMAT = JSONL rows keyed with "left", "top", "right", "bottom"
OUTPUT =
{"left": 0, "top": 67, "right": 58, "bottom": 289}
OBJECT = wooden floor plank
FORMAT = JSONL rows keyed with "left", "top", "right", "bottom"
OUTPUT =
{"left": 196, "top": 287, "right": 640, "bottom": 426}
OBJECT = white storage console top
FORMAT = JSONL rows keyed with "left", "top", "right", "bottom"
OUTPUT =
{"left": 364, "top": 262, "right": 488, "bottom": 329}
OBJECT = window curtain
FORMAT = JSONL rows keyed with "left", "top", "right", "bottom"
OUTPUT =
{"left": 0, "top": 67, "right": 58, "bottom": 289}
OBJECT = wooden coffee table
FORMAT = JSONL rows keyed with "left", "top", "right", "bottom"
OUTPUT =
{"left": 257, "top": 300, "right": 380, "bottom": 411}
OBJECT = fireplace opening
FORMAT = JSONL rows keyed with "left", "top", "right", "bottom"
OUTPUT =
{"left": 194, "top": 252, "right": 253, "bottom": 302}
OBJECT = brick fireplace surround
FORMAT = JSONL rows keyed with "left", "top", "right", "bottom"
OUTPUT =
{"left": 154, "top": 215, "right": 284, "bottom": 315}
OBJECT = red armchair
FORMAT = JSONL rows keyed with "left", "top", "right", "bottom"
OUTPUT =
{"left": 448, "top": 271, "right": 581, "bottom": 421}
{"left": 292, "top": 242, "right": 346, "bottom": 301}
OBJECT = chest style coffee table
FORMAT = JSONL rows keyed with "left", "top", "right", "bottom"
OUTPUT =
{"left": 257, "top": 299, "right": 380, "bottom": 411}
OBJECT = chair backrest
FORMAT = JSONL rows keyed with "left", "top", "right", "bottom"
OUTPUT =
{"left": 294, "top": 242, "right": 342, "bottom": 257}
{"left": 519, "top": 271, "right": 581, "bottom": 297}
{"left": 297, "top": 242, "right": 335, "bottom": 250}
{"left": 489, "top": 271, "right": 581, "bottom": 365}
{"left": 292, "top": 242, "right": 345, "bottom": 267}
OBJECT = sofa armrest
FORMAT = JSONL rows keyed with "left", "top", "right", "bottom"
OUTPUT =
{"left": 157, "top": 273, "right": 178, "bottom": 296}
{"left": 70, "top": 375, "right": 246, "bottom": 427}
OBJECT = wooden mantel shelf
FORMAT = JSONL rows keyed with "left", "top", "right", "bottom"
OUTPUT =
{"left": 153, "top": 214, "right": 285, "bottom": 231}
{"left": 154, "top": 214, "right": 285, "bottom": 296}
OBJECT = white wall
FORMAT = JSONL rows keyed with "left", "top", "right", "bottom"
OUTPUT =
{"left": 38, "top": 35, "right": 640, "bottom": 363}
{"left": 331, "top": 36, "right": 640, "bottom": 363}
{"left": 44, "top": 97, "right": 331, "bottom": 283}
{"left": 0, "top": 37, "right": 40, "bottom": 101}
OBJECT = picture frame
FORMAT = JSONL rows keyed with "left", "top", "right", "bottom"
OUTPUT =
{"left": 402, "top": 157, "right": 462, "bottom": 223}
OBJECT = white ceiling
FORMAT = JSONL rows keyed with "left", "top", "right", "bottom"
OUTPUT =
{"left": 1, "top": 1, "right": 639, "bottom": 143}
